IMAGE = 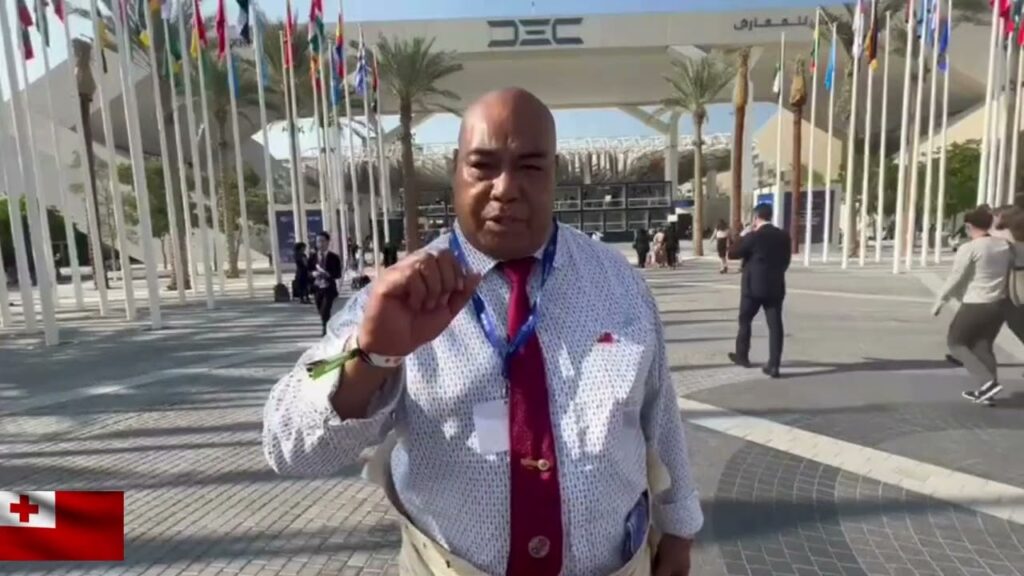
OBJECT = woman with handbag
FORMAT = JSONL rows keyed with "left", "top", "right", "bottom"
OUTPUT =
{"left": 932, "top": 207, "right": 1013, "bottom": 406}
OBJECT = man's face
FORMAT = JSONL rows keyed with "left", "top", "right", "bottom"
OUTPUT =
{"left": 453, "top": 91, "right": 556, "bottom": 261}
{"left": 316, "top": 236, "right": 329, "bottom": 252}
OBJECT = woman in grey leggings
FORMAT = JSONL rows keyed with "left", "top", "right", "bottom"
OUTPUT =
{"left": 933, "top": 207, "right": 1012, "bottom": 405}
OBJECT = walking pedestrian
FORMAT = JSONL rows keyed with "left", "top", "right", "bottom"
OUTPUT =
{"left": 309, "top": 231, "right": 342, "bottom": 336}
{"left": 727, "top": 204, "right": 791, "bottom": 379}
{"left": 633, "top": 227, "right": 650, "bottom": 269}
{"left": 713, "top": 219, "right": 730, "bottom": 274}
{"left": 933, "top": 207, "right": 1012, "bottom": 406}
{"left": 292, "top": 242, "right": 311, "bottom": 304}
{"left": 263, "top": 88, "right": 702, "bottom": 576}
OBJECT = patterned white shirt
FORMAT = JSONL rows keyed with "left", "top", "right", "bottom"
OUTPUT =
{"left": 262, "top": 223, "right": 704, "bottom": 576}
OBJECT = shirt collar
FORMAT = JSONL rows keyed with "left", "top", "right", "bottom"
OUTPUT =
{"left": 451, "top": 221, "right": 567, "bottom": 276}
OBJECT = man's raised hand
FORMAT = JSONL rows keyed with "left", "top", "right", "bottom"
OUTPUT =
{"left": 357, "top": 250, "right": 482, "bottom": 357}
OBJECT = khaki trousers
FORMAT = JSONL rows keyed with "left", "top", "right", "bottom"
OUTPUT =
{"left": 363, "top": 433, "right": 669, "bottom": 576}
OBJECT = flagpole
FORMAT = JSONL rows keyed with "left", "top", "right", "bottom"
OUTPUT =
{"left": 318, "top": 52, "right": 338, "bottom": 251}
{"left": 37, "top": 0, "right": 83, "bottom": 309}
{"left": 224, "top": 25, "right": 254, "bottom": 298}
{"left": 0, "top": 48, "right": 35, "bottom": 331}
{"left": 327, "top": 44, "right": 350, "bottom": 269}
{"left": 842, "top": 5, "right": 863, "bottom": 270}
{"left": 893, "top": 0, "right": 915, "bottom": 274}
{"left": 920, "top": 0, "right": 941, "bottom": 266}
{"left": 114, "top": 0, "right": 162, "bottom": 329}
{"left": 1, "top": 2, "right": 58, "bottom": 343}
{"left": 1008, "top": 40, "right": 1023, "bottom": 206}
{"left": 196, "top": 44, "right": 227, "bottom": 296}
{"left": 823, "top": 23, "right": 837, "bottom": 263}
{"left": 905, "top": 0, "right": 930, "bottom": 270}
{"left": 978, "top": 0, "right": 1002, "bottom": 205}
{"left": 371, "top": 47, "right": 391, "bottom": 244}
{"left": 343, "top": 53, "right": 364, "bottom": 273}
{"left": 773, "top": 32, "right": 785, "bottom": 228}
{"left": 14, "top": 4, "right": 58, "bottom": 307}
{"left": 141, "top": 3, "right": 185, "bottom": 304}
{"left": 252, "top": 2, "right": 283, "bottom": 289}
{"left": 935, "top": 0, "right": 953, "bottom": 264}
{"left": 178, "top": 8, "right": 215, "bottom": 308}
{"left": 875, "top": 12, "right": 891, "bottom": 263}
{"left": 286, "top": 39, "right": 308, "bottom": 244}
{"left": 0, "top": 188, "right": 9, "bottom": 325}
{"left": 311, "top": 64, "right": 330, "bottom": 244}
{"left": 59, "top": 6, "right": 109, "bottom": 314}
{"left": 987, "top": 35, "right": 1006, "bottom": 206}
{"left": 279, "top": 34, "right": 301, "bottom": 251}
{"left": 804, "top": 11, "right": 820, "bottom": 267}
{"left": 163, "top": 16, "right": 198, "bottom": 296}
{"left": 359, "top": 27, "right": 382, "bottom": 276}
{"left": 858, "top": 0, "right": 877, "bottom": 267}
{"left": 995, "top": 33, "right": 1013, "bottom": 206}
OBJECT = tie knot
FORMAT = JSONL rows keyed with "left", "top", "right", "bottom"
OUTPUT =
{"left": 501, "top": 257, "right": 536, "bottom": 286}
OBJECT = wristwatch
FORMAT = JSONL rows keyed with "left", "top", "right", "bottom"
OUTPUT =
{"left": 346, "top": 332, "right": 406, "bottom": 369}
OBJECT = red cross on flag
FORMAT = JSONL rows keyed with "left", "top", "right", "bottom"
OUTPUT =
{"left": 0, "top": 491, "right": 124, "bottom": 561}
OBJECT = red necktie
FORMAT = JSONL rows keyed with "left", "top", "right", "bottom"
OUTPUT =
{"left": 502, "top": 258, "right": 563, "bottom": 576}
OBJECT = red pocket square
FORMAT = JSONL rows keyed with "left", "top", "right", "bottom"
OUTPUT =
{"left": 597, "top": 331, "right": 616, "bottom": 344}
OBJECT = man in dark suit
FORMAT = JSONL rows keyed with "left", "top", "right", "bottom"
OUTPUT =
{"left": 727, "top": 203, "right": 792, "bottom": 378}
{"left": 309, "top": 231, "right": 343, "bottom": 336}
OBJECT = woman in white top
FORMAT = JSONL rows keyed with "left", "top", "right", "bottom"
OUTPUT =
{"left": 713, "top": 219, "right": 731, "bottom": 274}
{"left": 933, "top": 207, "right": 1012, "bottom": 405}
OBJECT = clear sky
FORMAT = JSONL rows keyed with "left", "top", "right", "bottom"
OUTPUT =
{"left": 1, "top": 0, "right": 848, "bottom": 157}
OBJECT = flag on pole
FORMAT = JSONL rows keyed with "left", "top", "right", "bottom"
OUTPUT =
{"left": 216, "top": 0, "right": 227, "bottom": 60}
{"left": 809, "top": 16, "right": 820, "bottom": 72}
{"left": 284, "top": 0, "right": 295, "bottom": 69}
{"left": 866, "top": 2, "right": 880, "bottom": 69}
{"left": 95, "top": 8, "right": 109, "bottom": 72}
{"left": 939, "top": 15, "right": 952, "bottom": 70}
{"left": 235, "top": 0, "right": 251, "bottom": 43}
{"left": 16, "top": 0, "right": 34, "bottom": 60}
{"left": 136, "top": 0, "right": 151, "bottom": 49}
{"left": 370, "top": 48, "right": 380, "bottom": 112}
{"left": 852, "top": 0, "right": 866, "bottom": 58}
{"left": 0, "top": 491, "right": 124, "bottom": 561}
{"left": 355, "top": 26, "right": 369, "bottom": 97}
{"left": 160, "top": 0, "right": 172, "bottom": 20}
{"left": 824, "top": 31, "right": 837, "bottom": 91}
{"left": 334, "top": 10, "right": 346, "bottom": 79}
{"left": 52, "top": 0, "right": 65, "bottom": 21}
{"left": 33, "top": 0, "right": 49, "bottom": 47}
{"left": 771, "top": 62, "right": 782, "bottom": 94}
{"left": 190, "top": 0, "right": 207, "bottom": 59}
{"left": 309, "top": 0, "right": 324, "bottom": 53}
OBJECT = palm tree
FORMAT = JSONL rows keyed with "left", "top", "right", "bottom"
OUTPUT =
{"left": 789, "top": 57, "right": 808, "bottom": 254}
{"left": 374, "top": 35, "right": 463, "bottom": 251}
{"left": 664, "top": 55, "right": 735, "bottom": 256}
{"left": 72, "top": 38, "right": 109, "bottom": 290}
{"left": 731, "top": 48, "right": 751, "bottom": 232}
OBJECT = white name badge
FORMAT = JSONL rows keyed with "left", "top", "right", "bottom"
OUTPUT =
{"left": 473, "top": 399, "right": 510, "bottom": 455}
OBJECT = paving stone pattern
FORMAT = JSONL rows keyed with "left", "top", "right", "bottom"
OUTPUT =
{"left": 2, "top": 262, "right": 1022, "bottom": 575}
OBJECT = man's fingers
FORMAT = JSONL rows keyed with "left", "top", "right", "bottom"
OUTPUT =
{"left": 403, "top": 264, "right": 429, "bottom": 312}
{"left": 417, "top": 257, "right": 443, "bottom": 310}
{"left": 447, "top": 272, "right": 482, "bottom": 316}
{"left": 434, "top": 251, "right": 461, "bottom": 301}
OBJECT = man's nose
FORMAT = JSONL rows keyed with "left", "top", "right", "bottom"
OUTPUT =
{"left": 490, "top": 169, "right": 521, "bottom": 201}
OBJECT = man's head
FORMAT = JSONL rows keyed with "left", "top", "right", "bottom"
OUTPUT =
{"left": 964, "top": 207, "right": 994, "bottom": 239}
{"left": 753, "top": 203, "right": 773, "bottom": 227}
{"left": 453, "top": 88, "right": 557, "bottom": 261}
{"left": 316, "top": 231, "right": 330, "bottom": 252}
{"left": 994, "top": 205, "right": 1023, "bottom": 234}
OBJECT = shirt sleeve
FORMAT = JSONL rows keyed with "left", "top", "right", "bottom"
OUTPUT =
{"left": 937, "top": 242, "right": 975, "bottom": 304}
{"left": 262, "top": 289, "right": 403, "bottom": 477}
{"left": 640, "top": 294, "right": 705, "bottom": 539}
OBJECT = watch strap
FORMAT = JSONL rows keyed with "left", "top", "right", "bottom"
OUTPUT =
{"left": 350, "top": 333, "right": 405, "bottom": 368}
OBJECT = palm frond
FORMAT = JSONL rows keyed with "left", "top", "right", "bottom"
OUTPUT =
{"left": 663, "top": 55, "right": 735, "bottom": 122}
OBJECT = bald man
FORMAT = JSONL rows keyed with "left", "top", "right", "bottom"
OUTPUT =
{"left": 263, "top": 88, "right": 703, "bottom": 576}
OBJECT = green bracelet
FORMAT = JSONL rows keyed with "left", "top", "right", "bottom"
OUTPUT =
{"left": 306, "top": 348, "right": 361, "bottom": 381}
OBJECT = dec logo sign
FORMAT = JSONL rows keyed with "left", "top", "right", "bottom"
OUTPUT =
{"left": 486, "top": 18, "right": 584, "bottom": 48}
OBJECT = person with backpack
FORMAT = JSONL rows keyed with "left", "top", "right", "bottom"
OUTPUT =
{"left": 933, "top": 207, "right": 1013, "bottom": 406}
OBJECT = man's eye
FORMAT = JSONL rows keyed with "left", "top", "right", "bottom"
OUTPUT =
{"left": 521, "top": 164, "right": 543, "bottom": 172}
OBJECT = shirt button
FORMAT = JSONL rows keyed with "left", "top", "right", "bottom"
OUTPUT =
{"left": 536, "top": 459, "right": 552, "bottom": 472}
{"left": 528, "top": 535, "right": 550, "bottom": 559}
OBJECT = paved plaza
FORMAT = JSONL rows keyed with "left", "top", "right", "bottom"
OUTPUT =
{"left": 2, "top": 253, "right": 1024, "bottom": 576}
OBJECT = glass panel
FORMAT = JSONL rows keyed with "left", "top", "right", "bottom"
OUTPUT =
{"left": 605, "top": 211, "right": 626, "bottom": 232}
{"left": 556, "top": 212, "right": 581, "bottom": 228}
{"left": 627, "top": 210, "right": 649, "bottom": 230}
{"left": 582, "top": 211, "right": 603, "bottom": 233}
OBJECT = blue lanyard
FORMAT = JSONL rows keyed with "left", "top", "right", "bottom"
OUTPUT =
{"left": 448, "top": 223, "right": 558, "bottom": 380}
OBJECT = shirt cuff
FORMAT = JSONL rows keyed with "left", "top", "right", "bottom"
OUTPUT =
{"left": 653, "top": 489, "right": 704, "bottom": 539}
